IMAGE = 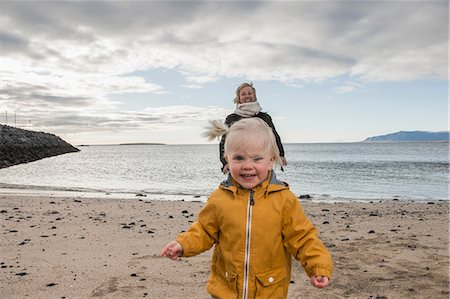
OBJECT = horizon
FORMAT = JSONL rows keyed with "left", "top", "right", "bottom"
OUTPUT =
{"left": 76, "top": 140, "right": 450, "bottom": 147}
{"left": 2, "top": 124, "right": 449, "bottom": 146}
{"left": 1, "top": 1, "right": 448, "bottom": 145}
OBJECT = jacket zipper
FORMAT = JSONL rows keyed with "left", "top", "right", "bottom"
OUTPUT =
{"left": 242, "top": 190, "right": 254, "bottom": 299}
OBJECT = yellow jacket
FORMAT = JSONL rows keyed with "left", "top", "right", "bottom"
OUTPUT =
{"left": 176, "top": 172, "right": 333, "bottom": 299}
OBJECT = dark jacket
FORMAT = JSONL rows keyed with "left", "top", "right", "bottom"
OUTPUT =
{"left": 219, "top": 112, "right": 285, "bottom": 170}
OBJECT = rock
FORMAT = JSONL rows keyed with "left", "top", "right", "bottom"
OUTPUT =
{"left": 298, "top": 194, "right": 311, "bottom": 199}
{"left": 0, "top": 125, "right": 79, "bottom": 169}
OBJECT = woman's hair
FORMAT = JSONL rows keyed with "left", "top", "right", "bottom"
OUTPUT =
{"left": 233, "top": 82, "right": 257, "bottom": 104}
{"left": 203, "top": 118, "right": 281, "bottom": 166}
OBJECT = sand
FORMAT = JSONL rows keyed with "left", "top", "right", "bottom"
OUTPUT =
{"left": 0, "top": 194, "right": 448, "bottom": 299}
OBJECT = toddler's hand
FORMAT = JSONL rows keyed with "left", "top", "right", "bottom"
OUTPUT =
{"left": 160, "top": 241, "right": 183, "bottom": 260}
{"left": 310, "top": 275, "right": 330, "bottom": 288}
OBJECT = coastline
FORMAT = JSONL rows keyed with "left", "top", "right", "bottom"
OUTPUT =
{"left": 1, "top": 194, "right": 448, "bottom": 298}
{"left": 0, "top": 184, "right": 447, "bottom": 204}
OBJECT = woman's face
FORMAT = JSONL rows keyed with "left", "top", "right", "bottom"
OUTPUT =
{"left": 238, "top": 86, "right": 256, "bottom": 104}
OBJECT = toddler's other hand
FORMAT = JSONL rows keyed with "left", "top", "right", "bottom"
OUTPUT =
{"left": 310, "top": 275, "right": 330, "bottom": 288}
{"left": 160, "top": 241, "right": 183, "bottom": 260}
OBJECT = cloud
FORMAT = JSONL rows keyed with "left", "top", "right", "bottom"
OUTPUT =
{"left": 2, "top": 1, "right": 446, "bottom": 82}
{"left": 1, "top": 1, "right": 447, "bottom": 139}
{"left": 6, "top": 103, "right": 230, "bottom": 135}
{"left": 0, "top": 31, "right": 29, "bottom": 53}
{"left": 333, "top": 81, "right": 368, "bottom": 94}
{"left": 333, "top": 86, "right": 355, "bottom": 94}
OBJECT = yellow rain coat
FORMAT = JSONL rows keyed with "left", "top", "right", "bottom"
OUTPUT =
{"left": 176, "top": 172, "right": 333, "bottom": 299}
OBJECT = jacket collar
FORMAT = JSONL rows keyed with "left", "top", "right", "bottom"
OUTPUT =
{"left": 220, "top": 170, "right": 288, "bottom": 196}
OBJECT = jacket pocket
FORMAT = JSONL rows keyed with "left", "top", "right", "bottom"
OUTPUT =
{"left": 255, "top": 267, "right": 288, "bottom": 299}
{"left": 207, "top": 265, "right": 239, "bottom": 299}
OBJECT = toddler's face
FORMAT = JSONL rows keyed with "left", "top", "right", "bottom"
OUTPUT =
{"left": 227, "top": 146, "right": 274, "bottom": 189}
{"left": 238, "top": 86, "right": 256, "bottom": 104}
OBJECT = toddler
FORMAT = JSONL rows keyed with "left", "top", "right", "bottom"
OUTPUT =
{"left": 161, "top": 118, "right": 333, "bottom": 298}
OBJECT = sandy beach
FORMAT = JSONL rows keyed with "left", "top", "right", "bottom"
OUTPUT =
{"left": 1, "top": 194, "right": 448, "bottom": 299}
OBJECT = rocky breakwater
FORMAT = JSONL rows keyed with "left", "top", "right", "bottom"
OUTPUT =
{"left": 0, "top": 125, "right": 80, "bottom": 169}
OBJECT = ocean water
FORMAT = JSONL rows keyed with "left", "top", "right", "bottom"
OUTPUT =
{"left": 0, "top": 142, "right": 448, "bottom": 201}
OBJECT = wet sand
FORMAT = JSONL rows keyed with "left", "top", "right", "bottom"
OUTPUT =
{"left": 1, "top": 195, "right": 448, "bottom": 298}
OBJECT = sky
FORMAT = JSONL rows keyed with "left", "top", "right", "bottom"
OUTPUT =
{"left": 1, "top": 0, "right": 448, "bottom": 145}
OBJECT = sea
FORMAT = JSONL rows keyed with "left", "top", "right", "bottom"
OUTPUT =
{"left": 0, "top": 142, "right": 448, "bottom": 202}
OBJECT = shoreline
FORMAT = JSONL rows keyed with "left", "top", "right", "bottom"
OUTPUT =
{"left": 0, "top": 185, "right": 447, "bottom": 204}
{"left": 1, "top": 194, "right": 449, "bottom": 298}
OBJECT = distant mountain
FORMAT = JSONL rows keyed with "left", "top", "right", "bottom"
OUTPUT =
{"left": 364, "top": 131, "right": 450, "bottom": 142}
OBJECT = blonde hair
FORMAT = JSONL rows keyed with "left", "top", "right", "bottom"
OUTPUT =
{"left": 203, "top": 118, "right": 281, "bottom": 166}
{"left": 233, "top": 82, "right": 257, "bottom": 104}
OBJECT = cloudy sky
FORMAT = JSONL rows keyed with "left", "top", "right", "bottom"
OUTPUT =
{"left": 1, "top": 1, "right": 448, "bottom": 145}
